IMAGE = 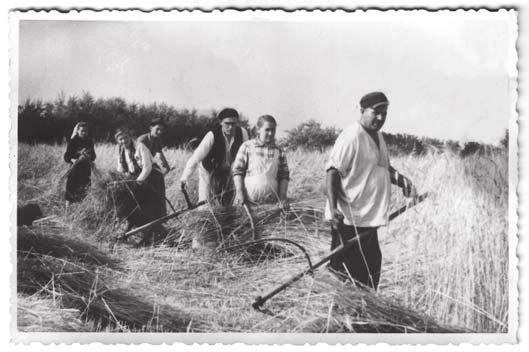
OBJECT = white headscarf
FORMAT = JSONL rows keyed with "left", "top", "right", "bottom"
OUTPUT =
{"left": 70, "top": 123, "right": 81, "bottom": 139}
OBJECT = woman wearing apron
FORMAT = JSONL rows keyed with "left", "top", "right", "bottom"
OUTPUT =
{"left": 232, "top": 115, "right": 290, "bottom": 207}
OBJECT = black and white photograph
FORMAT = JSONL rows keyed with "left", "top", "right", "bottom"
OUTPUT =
{"left": 9, "top": 7, "right": 518, "bottom": 345}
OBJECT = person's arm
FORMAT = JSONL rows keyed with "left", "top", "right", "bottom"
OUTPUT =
{"left": 136, "top": 143, "right": 153, "bottom": 182}
{"left": 326, "top": 168, "right": 343, "bottom": 228}
{"left": 389, "top": 165, "right": 417, "bottom": 198}
{"left": 277, "top": 148, "right": 290, "bottom": 204}
{"left": 180, "top": 132, "right": 215, "bottom": 187}
{"left": 233, "top": 175, "right": 246, "bottom": 205}
{"left": 324, "top": 130, "right": 355, "bottom": 227}
{"left": 232, "top": 142, "right": 249, "bottom": 205}
{"left": 64, "top": 138, "right": 75, "bottom": 164}
{"left": 158, "top": 149, "right": 170, "bottom": 171}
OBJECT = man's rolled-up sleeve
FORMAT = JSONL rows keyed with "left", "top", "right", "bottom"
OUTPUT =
{"left": 325, "top": 132, "right": 355, "bottom": 177}
{"left": 181, "top": 132, "right": 214, "bottom": 180}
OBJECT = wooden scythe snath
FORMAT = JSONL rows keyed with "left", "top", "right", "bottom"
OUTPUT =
{"left": 251, "top": 192, "right": 429, "bottom": 313}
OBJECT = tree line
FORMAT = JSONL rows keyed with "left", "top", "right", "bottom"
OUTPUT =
{"left": 18, "top": 93, "right": 507, "bottom": 156}
{"left": 18, "top": 93, "right": 250, "bottom": 148}
{"left": 281, "top": 120, "right": 507, "bottom": 157}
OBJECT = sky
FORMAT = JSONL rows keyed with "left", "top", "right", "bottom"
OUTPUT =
{"left": 17, "top": 11, "right": 517, "bottom": 144}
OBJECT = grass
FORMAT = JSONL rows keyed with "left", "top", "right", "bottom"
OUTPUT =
{"left": 16, "top": 142, "right": 508, "bottom": 333}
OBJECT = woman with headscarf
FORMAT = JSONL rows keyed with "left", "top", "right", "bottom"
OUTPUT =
{"left": 114, "top": 127, "right": 166, "bottom": 226}
{"left": 64, "top": 122, "right": 96, "bottom": 205}
{"left": 115, "top": 127, "right": 140, "bottom": 178}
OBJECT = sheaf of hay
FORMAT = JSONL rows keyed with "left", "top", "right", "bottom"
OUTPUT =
{"left": 17, "top": 226, "right": 198, "bottom": 332}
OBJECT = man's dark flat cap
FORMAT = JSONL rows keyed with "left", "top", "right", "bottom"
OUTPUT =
{"left": 217, "top": 108, "right": 239, "bottom": 121}
{"left": 360, "top": 92, "right": 389, "bottom": 109}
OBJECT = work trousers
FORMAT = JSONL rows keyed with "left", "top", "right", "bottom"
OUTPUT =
{"left": 209, "top": 167, "right": 235, "bottom": 206}
{"left": 329, "top": 223, "right": 381, "bottom": 290}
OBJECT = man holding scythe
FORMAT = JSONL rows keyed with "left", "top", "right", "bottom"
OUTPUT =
{"left": 326, "top": 92, "right": 417, "bottom": 290}
{"left": 179, "top": 108, "right": 250, "bottom": 207}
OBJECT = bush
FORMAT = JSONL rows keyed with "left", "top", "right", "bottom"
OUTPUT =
{"left": 281, "top": 120, "right": 340, "bottom": 152}
{"left": 461, "top": 141, "right": 485, "bottom": 157}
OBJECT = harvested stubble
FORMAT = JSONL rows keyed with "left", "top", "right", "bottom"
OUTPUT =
{"left": 17, "top": 226, "right": 197, "bottom": 332}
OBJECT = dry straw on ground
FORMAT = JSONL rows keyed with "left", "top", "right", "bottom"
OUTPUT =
{"left": 16, "top": 143, "right": 509, "bottom": 333}
{"left": 17, "top": 226, "right": 197, "bottom": 332}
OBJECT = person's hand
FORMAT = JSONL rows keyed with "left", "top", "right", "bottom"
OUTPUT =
{"left": 402, "top": 176, "right": 418, "bottom": 198}
{"left": 234, "top": 191, "right": 246, "bottom": 206}
{"left": 180, "top": 179, "right": 187, "bottom": 191}
{"left": 329, "top": 208, "right": 344, "bottom": 230}
{"left": 278, "top": 199, "right": 290, "bottom": 212}
{"left": 78, "top": 149, "right": 90, "bottom": 161}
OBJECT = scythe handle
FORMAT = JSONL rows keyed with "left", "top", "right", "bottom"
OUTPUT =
{"left": 252, "top": 192, "right": 429, "bottom": 311}
{"left": 252, "top": 233, "right": 365, "bottom": 310}
{"left": 181, "top": 184, "right": 193, "bottom": 209}
{"left": 119, "top": 187, "right": 207, "bottom": 241}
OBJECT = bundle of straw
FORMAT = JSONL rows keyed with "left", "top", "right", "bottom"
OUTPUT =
{"left": 68, "top": 170, "right": 151, "bottom": 242}
{"left": 17, "top": 226, "right": 196, "bottom": 332}
{"left": 18, "top": 294, "right": 92, "bottom": 332}
{"left": 166, "top": 200, "right": 329, "bottom": 258}
{"left": 18, "top": 226, "right": 120, "bottom": 269}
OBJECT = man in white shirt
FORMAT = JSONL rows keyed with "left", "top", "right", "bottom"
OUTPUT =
{"left": 180, "top": 108, "right": 249, "bottom": 206}
{"left": 326, "top": 92, "right": 417, "bottom": 290}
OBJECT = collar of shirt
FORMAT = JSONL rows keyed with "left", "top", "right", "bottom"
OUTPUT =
{"left": 223, "top": 132, "right": 234, "bottom": 150}
{"left": 254, "top": 137, "right": 276, "bottom": 148}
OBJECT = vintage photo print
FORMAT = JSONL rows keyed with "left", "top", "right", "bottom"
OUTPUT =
{"left": 9, "top": 8, "right": 518, "bottom": 345}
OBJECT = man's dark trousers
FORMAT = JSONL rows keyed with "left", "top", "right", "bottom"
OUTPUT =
{"left": 329, "top": 222, "right": 381, "bottom": 290}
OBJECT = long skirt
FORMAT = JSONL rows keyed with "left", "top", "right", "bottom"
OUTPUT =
{"left": 209, "top": 167, "right": 235, "bottom": 206}
{"left": 113, "top": 169, "right": 166, "bottom": 229}
{"left": 140, "top": 168, "right": 167, "bottom": 221}
{"left": 65, "top": 160, "right": 91, "bottom": 203}
{"left": 329, "top": 223, "right": 382, "bottom": 290}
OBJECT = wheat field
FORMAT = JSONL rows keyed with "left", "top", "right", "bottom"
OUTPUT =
{"left": 16, "top": 142, "right": 509, "bottom": 333}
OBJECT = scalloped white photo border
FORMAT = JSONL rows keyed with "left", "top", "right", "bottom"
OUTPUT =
{"left": 7, "top": 7, "right": 519, "bottom": 346}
